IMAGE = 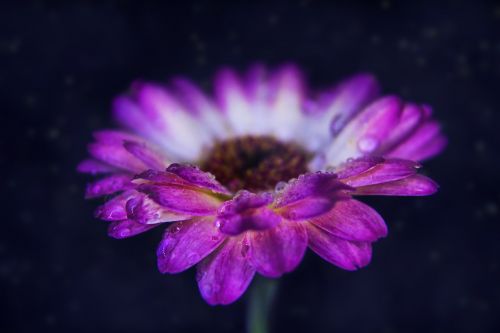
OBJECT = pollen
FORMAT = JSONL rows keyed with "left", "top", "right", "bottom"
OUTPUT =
{"left": 200, "top": 136, "right": 312, "bottom": 192}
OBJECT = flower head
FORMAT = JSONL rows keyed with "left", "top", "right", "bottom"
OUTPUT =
{"left": 79, "top": 64, "right": 446, "bottom": 305}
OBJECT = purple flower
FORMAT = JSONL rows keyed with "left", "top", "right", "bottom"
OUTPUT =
{"left": 79, "top": 64, "right": 446, "bottom": 305}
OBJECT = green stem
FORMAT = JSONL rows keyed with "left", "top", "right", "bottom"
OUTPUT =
{"left": 246, "top": 276, "right": 279, "bottom": 333}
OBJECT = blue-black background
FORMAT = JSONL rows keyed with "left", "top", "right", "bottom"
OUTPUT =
{"left": 2, "top": 0, "right": 500, "bottom": 332}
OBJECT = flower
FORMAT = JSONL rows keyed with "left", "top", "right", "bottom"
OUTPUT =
{"left": 79, "top": 64, "right": 446, "bottom": 305}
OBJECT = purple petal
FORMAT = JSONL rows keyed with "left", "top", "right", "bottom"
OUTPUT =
{"left": 166, "top": 163, "right": 231, "bottom": 195}
{"left": 93, "top": 130, "right": 144, "bottom": 144}
{"left": 325, "top": 96, "right": 403, "bottom": 165}
{"left": 88, "top": 141, "right": 146, "bottom": 173}
{"left": 125, "top": 195, "right": 191, "bottom": 224}
{"left": 108, "top": 219, "right": 158, "bottom": 239}
{"left": 316, "top": 73, "right": 380, "bottom": 131}
{"left": 354, "top": 174, "right": 438, "bottom": 196}
{"left": 216, "top": 191, "right": 281, "bottom": 236}
{"left": 196, "top": 236, "right": 256, "bottom": 305}
{"left": 307, "top": 224, "right": 372, "bottom": 271}
{"left": 308, "top": 199, "right": 387, "bottom": 242}
{"left": 95, "top": 190, "right": 137, "bottom": 221}
{"left": 123, "top": 141, "right": 168, "bottom": 170}
{"left": 137, "top": 184, "right": 222, "bottom": 215}
{"left": 274, "top": 172, "right": 352, "bottom": 220}
{"left": 387, "top": 121, "right": 447, "bottom": 161}
{"left": 85, "top": 174, "right": 132, "bottom": 199}
{"left": 157, "top": 217, "right": 226, "bottom": 274}
{"left": 248, "top": 221, "right": 307, "bottom": 278}
{"left": 336, "top": 157, "right": 420, "bottom": 188}
{"left": 77, "top": 159, "right": 118, "bottom": 174}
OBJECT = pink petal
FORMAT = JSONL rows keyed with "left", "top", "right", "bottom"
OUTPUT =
{"left": 354, "top": 174, "right": 438, "bottom": 196}
{"left": 216, "top": 191, "right": 281, "bottom": 236}
{"left": 108, "top": 219, "right": 158, "bottom": 239}
{"left": 85, "top": 174, "right": 132, "bottom": 199}
{"left": 196, "top": 236, "right": 256, "bottom": 305}
{"left": 307, "top": 224, "right": 372, "bottom": 271}
{"left": 274, "top": 172, "right": 351, "bottom": 220}
{"left": 308, "top": 199, "right": 387, "bottom": 242}
{"left": 248, "top": 221, "right": 307, "bottom": 278}
{"left": 157, "top": 217, "right": 226, "bottom": 274}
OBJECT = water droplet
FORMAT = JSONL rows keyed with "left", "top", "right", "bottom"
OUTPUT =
{"left": 357, "top": 137, "right": 379, "bottom": 153}
{"left": 274, "top": 181, "right": 287, "bottom": 192}
{"left": 330, "top": 115, "right": 344, "bottom": 136}
{"left": 120, "top": 228, "right": 131, "bottom": 237}
{"left": 170, "top": 225, "right": 181, "bottom": 234}
{"left": 187, "top": 253, "right": 201, "bottom": 265}
{"left": 240, "top": 242, "right": 250, "bottom": 258}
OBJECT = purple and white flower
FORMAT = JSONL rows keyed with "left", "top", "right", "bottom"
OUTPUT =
{"left": 79, "top": 64, "right": 446, "bottom": 305}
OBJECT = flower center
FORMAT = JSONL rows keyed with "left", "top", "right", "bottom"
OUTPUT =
{"left": 201, "top": 135, "right": 312, "bottom": 192}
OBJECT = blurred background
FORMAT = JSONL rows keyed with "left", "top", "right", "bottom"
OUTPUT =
{"left": 2, "top": 0, "right": 500, "bottom": 332}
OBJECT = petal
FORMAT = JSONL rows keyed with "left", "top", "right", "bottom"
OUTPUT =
{"left": 123, "top": 141, "right": 169, "bottom": 170}
{"left": 77, "top": 159, "right": 118, "bottom": 174}
{"left": 196, "top": 236, "right": 256, "bottom": 305}
{"left": 336, "top": 157, "right": 420, "bottom": 187}
{"left": 125, "top": 194, "right": 191, "bottom": 224}
{"left": 88, "top": 141, "right": 146, "bottom": 173}
{"left": 248, "top": 220, "right": 307, "bottom": 277}
{"left": 354, "top": 174, "right": 438, "bottom": 196}
{"left": 215, "top": 68, "right": 252, "bottom": 135}
{"left": 157, "top": 217, "right": 227, "bottom": 273}
{"left": 108, "top": 219, "right": 158, "bottom": 239}
{"left": 94, "top": 190, "right": 137, "bottom": 221}
{"left": 324, "top": 96, "right": 403, "bottom": 166}
{"left": 85, "top": 174, "right": 132, "bottom": 199}
{"left": 216, "top": 191, "right": 281, "bottom": 236}
{"left": 274, "top": 172, "right": 351, "bottom": 220}
{"left": 308, "top": 199, "right": 387, "bottom": 242}
{"left": 301, "top": 73, "right": 379, "bottom": 150}
{"left": 267, "top": 64, "right": 306, "bottom": 140}
{"left": 171, "top": 77, "right": 228, "bottom": 139}
{"left": 387, "top": 121, "right": 447, "bottom": 161}
{"left": 137, "top": 184, "right": 222, "bottom": 215}
{"left": 307, "top": 224, "right": 372, "bottom": 270}
{"left": 93, "top": 130, "right": 144, "bottom": 144}
{"left": 165, "top": 163, "right": 231, "bottom": 195}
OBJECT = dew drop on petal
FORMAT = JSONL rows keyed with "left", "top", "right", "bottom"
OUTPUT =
{"left": 357, "top": 136, "right": 379, "bottom": 153}
{"left": 274, "top": 181, "right": 287, "bottom": 192}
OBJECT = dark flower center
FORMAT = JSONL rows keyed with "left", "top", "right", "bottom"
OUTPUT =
{"left": 200, "top": 135, "right": 312, "bottom": 192}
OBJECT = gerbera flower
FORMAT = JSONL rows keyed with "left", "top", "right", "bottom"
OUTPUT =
{"left": 79, "top": 64, "right": 446, "bottom": 305}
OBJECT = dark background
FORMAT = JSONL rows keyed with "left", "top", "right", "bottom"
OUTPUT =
{"left": 2, "top": 0, "right": 500, "bottom": 332}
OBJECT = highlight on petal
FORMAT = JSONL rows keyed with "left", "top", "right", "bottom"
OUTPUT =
{"left": 165, "top": 163, "right": 231, "bottom": 195}
{"left": 88, "top": 141, "right": 147, "bottom": 173}
{"left": 274, "top": 172, "right": 352, "bottom": 220}
{"left": 196, "top": 236, "right": 255, "bottom": 305}
{"left": 157, "top": 217, "right": 226, "bottom": 274}
{"left": 216, "top": 191, "right": 281, "bottom": 236}
{"left": 108, "top": 219, "right": 158, "bottom": 239}
{"left": 85, "top": 174, "right": 132, "bottom": 199}
{"left": 248, "top": 220, "right": 307, "bottom": 278}
{"left": 308, "top": 199, "right": 387, "bottom": 242}
{"left": 307, "top": 224, "right": 372, "bottom": 271}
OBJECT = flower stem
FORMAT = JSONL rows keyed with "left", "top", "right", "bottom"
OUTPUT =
{"left": 246, "top": 276, "right": 279, "bottom": 333}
